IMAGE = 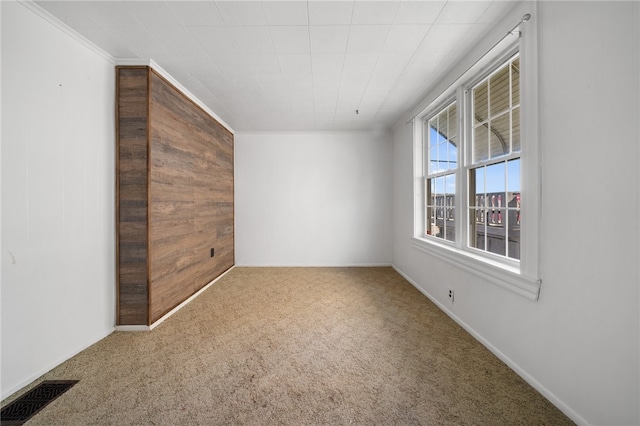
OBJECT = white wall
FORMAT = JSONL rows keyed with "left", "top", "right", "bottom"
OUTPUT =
{"left": 235, "top": 132, "right": 391, "bottom": 266}
{"left": 1, "top": 2, "right": 115, "bottom": 399}
{"left": 392, "top": 2, "right": 639, "bottom": 425}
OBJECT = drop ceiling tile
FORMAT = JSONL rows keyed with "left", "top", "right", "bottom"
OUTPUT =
{"left": 436, "top": 1, "right": 493, "bottom": 24}
{"left": 342, "top": 54, "right": 379, "bottom": 78}
{"left": 379, "top": 94, "right": 409, "bottom": 112}
{"left": 262, "top": 1, "right": 309, "bottom": 25}
{"left": 35, "top": 1, "right": 100, "bottom": 28}
{"left": 405, "top": 52, "right": 446, "bottom": 76}
{"left": 270, "top": 27, "right": 310, "bottom": 54}
{"left": 213, "top": 54, "right": 254, "bottom": 76}
{"left": 110, "top": 25, "right": 160, "bottom": 58}
{"left": 360, "top": 88, "right": 389, "bottom": 110}
{"left": 476, "top": 1, "right": 518, "bottom": 24}
{"left": 123, "top": 1, "right": 176, "bottom": 32}
{"left": 351, "top": 2, "right": 400, "bottom": 25}
{"left": 308, "top": 1, "right": 354, "bottom": 25}
{"left": 154, "top": 26, "right": 206, "bottom": 58}
{"left": 396, "top": 70, "right": 435, "bottom": 93}
{"left": 75, "top": 26, "right": 137, "bottom": 58}
{"left": 337, "top": 90, "right": 365, "bottom": 109}
{"left": 290, "top": 97, "right": 315, "bottom": 112}
{"left": 278, "top": 54, "right": 312, "bottom": 75}
{"left": 188, "top": 26, "right": 237, "bottom": 57}
{"left": 374, "top": 110, "right": 400, "bottom": 127}
{"left": 286, "top": 75, "right": 315, "bottom": 93}
{"left": 340, "top": 74, "right": 369, "bottom": 93}
{"left": 311, "top": 54, "right": 345, "bottom": 75}
{"left": 346, "top": 25, "right": 390, "bottom": 54}
{"left": 394, "top": 1, "right": 446, "bottom": 24}
{"left": 417, "top": 24, "right": 472, "bottom": 54}
{"left": 313, "top": 73, "right": 343, "bottom": 90}
{"left": 168, "top": 2, "right": 225, "bottom": 26}
{"left": 190, "top": 67, "right": 225, "bottom": 88}
{"left": 35, "top": 0, "right": 516, "bottom": 132}
{"left": 243, "top": 54, "right": 282, "bottom": 74}
{"left": 229, "top": 26, "right": 275, "bottom": 54}
{"left": 215, "top": 1, "right": 267, "bottom": 26}
{"left": 314, "top": 96, "right": 338, "bottom": 113}
{"left": 82, "top": 2, "right": 140, "bottom": 29}
{"left": 382, "top": 24, "right": 431, "bottom": 53}
{"left": 367, "top": 72, "right": 400, "bottom": 90}
{"left": 309, "top": 26, "right": 350, "bottom": 54}
{"left": 254, "top": 74, "right": 287, "bottom": 92}
{"left": 372, "top": 52, "right": 412, "bottom": 75}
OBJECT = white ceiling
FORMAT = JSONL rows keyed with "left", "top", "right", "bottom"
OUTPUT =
{"left": 34, "top": 0, "right": 519, "bottom": 132}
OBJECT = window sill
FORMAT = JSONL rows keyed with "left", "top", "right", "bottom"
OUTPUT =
{"left": 411, "top": 237, "right": 541, "bottom": 301}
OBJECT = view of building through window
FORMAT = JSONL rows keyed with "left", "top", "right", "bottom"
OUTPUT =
{"left": 425, "top": 102, "right": 457, "bottom": 242}
{"left": 469, "top": 54, "right": 521, "bottom": 259}
{"left": 423, "top": 53, "right": 521, "bottom": 261}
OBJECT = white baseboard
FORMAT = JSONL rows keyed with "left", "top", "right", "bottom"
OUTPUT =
{"left": 391, "top": 264, "right": 589, "bottom": 426}
{"left": 115, "top": 266, "right": 235, "bottom": 332}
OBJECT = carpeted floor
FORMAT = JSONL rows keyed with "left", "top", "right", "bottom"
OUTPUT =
{"left": 2, "top": 267, "right": 574, "bottom": 425}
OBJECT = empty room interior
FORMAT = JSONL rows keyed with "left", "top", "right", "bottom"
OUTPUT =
{"left": 1, "top": 0, "right": 639, "bottom": 425}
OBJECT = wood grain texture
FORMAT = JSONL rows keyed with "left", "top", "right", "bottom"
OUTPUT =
{"left": 116, "top": 67, "right": 149, "bottom": 325}
{"left": 148, "top": 70, "right": 234, "bottom": 323}
{"left": 116, "top": 66, "right": 234, "bottom": 325}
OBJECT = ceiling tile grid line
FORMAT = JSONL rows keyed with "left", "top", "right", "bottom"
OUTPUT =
{"left": 32, "top": 0, "right": 514, "bottom": 131}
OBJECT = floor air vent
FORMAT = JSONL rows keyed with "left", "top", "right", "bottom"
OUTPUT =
{"left": 1, "top": 380, "right": 78, "bottom": 425}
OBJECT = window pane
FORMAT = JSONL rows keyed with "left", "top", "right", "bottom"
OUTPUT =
{"left": 507, "top": 158, "right": 520, "bottom": 193}
{"left": 486, "top": 162, "right": 505, "bottom": 228}
{"left": 474, "top": 125, "right": 489, "bottom": 162}
{"left": 512, "top": 107, "right": 521, "bottom": 153}
{"left": 429, "top": 146, "right": 438, "bottom": 174}
{"left": 489, "top": 65, "right": 510, "bottom": 117}
{"left": 512, "top": 57, "right": 520, "bottom": 107}
{"left": 425, "top": 174, "right": 456, "bottom": 241}
{"left": 438, "top": 112, "right": 448, "bottom": 145}
{"left": 474, "top": 81, "right": 488, "bottom": 123}
{"left": 449, "top": 136, "right": 458, "bottom": 165}
{"left": 472, "top": 212, "right": 486, "bottom": 251}
{"left": 473, "top": 167, "right": 484, "bottom": 206}
{"left": 507, "top": 228, "right": 520, "bottom": 260}
{"left": 448, "top": 103, "right": 458, "bottom": 139}
{"left": 485, "top": 162, "right": 505, "bottom": 193}
{"left": 507, "top": 158, "right": 521, "bottom": 259}
{"left": 489, "top": 113, "right": 510, "bottom": 158}
{"left": 444, "top": 174, "right": 455, "bottom": 241}
{"left": 486, "top": 216, "right": 507, "bottom": 256}
{"left": 427, "top": 206, "right": 435, "bottom": 236}
{"left": 428, "top": 120, "right": 438, "bottom": 148}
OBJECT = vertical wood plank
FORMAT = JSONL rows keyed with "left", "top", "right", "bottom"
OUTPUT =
{"left": 116, "top": 67, "right": 149, "bottom": 325}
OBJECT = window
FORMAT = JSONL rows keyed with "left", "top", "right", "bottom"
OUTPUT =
{"left": 468, "top": 55, "right": 521, "bottom": 260}
{"left": 424, "top": 102, "right": 457, "bottom": 242}
{"left": 412, "top": 15, "right": 540, "bottom": 300}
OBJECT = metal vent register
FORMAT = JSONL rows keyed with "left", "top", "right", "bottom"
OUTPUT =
{"left": 1, "top": 381, "right": 78, "bottom": 425}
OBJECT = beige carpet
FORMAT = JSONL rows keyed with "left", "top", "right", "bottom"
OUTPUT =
{"left": 3, "top": 267, "right": 573, "bottom": 425}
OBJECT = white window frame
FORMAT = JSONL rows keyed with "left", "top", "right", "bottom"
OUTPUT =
{"left": 422, "top": 99, "right": 458, "bottom": 244}
{"left": 412, "top": 11, "right": 540, "bottom": 300}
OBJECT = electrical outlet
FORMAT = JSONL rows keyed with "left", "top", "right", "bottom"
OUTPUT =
{"left": 448, "top": 289, "right": 454, "bottom": 304}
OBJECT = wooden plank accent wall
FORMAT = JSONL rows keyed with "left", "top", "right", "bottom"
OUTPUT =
{"left": 116, "top": 66, "right": 234, "bottom": 326}
{"left": 117, "top": 67, "right": 150, "bottom": 325}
